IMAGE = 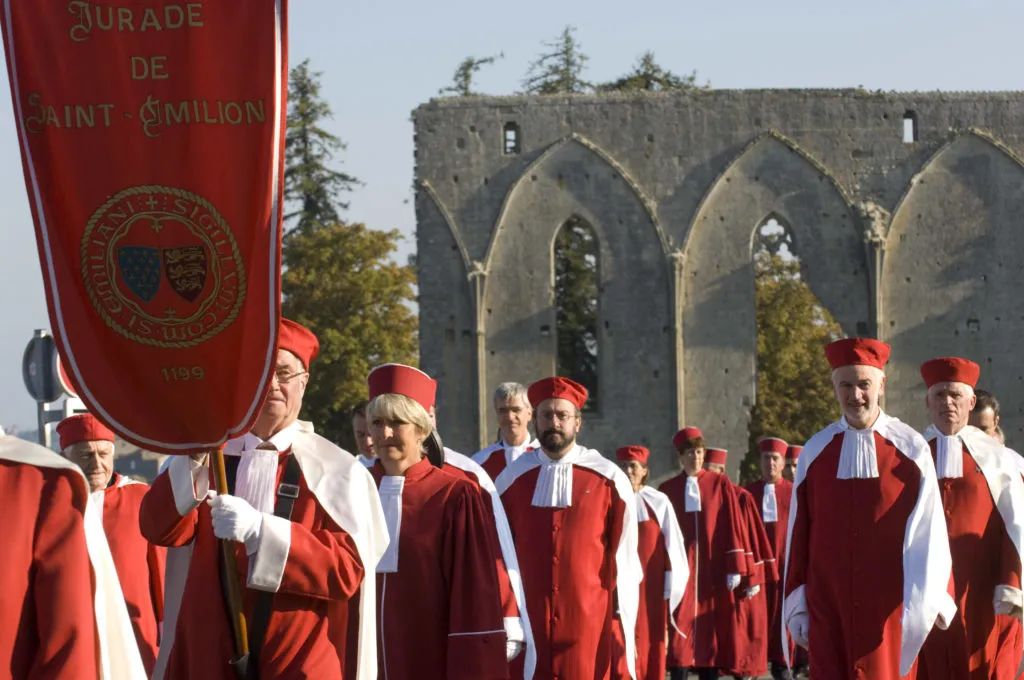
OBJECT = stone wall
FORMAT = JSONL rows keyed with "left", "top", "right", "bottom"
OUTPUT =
{"left": 413, "top": 89, "right": 1024, "bottom": 480}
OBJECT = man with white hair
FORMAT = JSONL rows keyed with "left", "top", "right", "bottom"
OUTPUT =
{"left": 784, "top": 338, "right": 955, "bottom": 679}
{"left": 59, "top": 413, "right": 165, "bottom": 674}
{"left": 916, "top": 357, "right": 1024, "bottom": 679}
{"left": 474, "top": 382, "right": 539, "bottom": 480}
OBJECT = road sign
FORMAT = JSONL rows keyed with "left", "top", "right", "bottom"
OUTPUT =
{"left": 22, "top": 330, "right": 61, "bottom": 404}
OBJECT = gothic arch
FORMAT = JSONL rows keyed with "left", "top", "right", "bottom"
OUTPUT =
{"left": 482, "top": 134, "right": 675, "bottom": 466}
{"left": 420, "top": 180, "right": 472, "bottom": 270}
{"left": 679, "top": 131, "right": 868, "bottom": 464}
{"left": 883, "top": 129, "right": 1024, "bottom": 438}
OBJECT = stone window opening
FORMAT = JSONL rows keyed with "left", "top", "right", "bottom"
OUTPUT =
{"left": 903, "top": 111, "right": 918, "bottom": 144}
{"left": 554, "top": 215, "right": 600, "bottom": 412}
{"left": 503, "top": 122, "right": 521, "bottom": 155}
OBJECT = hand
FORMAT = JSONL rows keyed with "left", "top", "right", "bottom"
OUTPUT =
{"left": 726, "top": 573, "right": 741, "bottom": 591}
{"left": 209, "top": 493, "right": 263, "bottom": 551}
{"left": 789, "top": 612, "right": 810, "bottom": 648}
{"left": 744, "top": 585, "right": 761, "bottom": 599}
{"left": 506, "top": 640, "right": 523, "bottom": 662}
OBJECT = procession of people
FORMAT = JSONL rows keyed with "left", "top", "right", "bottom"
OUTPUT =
{"left": 4, "top": 323, "right": 1024, "bottom": 679}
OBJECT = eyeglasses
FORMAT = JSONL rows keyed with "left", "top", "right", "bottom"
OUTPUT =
{"left": 273, "top": 369, "right": 308, "bottom": 385}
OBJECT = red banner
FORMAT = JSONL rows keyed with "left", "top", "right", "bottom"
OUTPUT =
{"left": 2, "top": 2, "right": 287, "bottom": 452}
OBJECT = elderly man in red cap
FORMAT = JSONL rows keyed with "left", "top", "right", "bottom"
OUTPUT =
{"left": 141, "top": 318, "right": 388, "bottom": 680}
{"left": 364, "top": 362, "right": 510, "bottom": 680}
{"left": 59, "top": 413, "right": 166, "bottom": 674}
{"left": 660, "top": 429, "right": 750, "bottom": 680}
{"left": 495, "top": 376, "right": 641, "bottom": 680}
{"left": 612, "top": 445, "right": 689, "bottom": 680}
{"left": 0, "top": 426, "right": 146, "bottom": 678}
{"left": 784, "top": 337, "right": 955, "bottom": 680}
{"left": 743, "top": 437, "right": 794, "bottom": 680}
{"left": 916, "top": 357, "right": 1024, "bottom": 679}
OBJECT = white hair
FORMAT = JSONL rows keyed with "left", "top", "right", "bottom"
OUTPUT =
{"left": 493, "top": 382, "right": 529, "bottom": 404}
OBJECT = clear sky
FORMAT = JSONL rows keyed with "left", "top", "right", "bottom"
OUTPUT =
{"left": 1, "top": 0, "right": 1021, "bottom": 431}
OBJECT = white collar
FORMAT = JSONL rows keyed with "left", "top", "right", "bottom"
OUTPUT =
{"left": 531, "top": 446, "right": 580, "bottom": 508}
{"left": 762, "top": 482, "right": 778, "bottom": 522}
{"left": 923, "top": 424, "right": 965, "bottom": 479}
{"left": 836, "top": 412, "right": 891, "bottom": 479}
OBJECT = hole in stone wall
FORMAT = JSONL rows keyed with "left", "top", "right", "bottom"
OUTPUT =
{"left": 503, "top": 122, "right": 521, "bottom": 154}
{"left": 903, "top": 111, "right": 918, "bottom": 143}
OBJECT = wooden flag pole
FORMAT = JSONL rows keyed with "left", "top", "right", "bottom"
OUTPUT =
{"left": 210, "top": 446, "right": 250, "bottom": 664}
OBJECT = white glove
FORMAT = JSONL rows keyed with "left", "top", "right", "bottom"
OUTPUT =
{"left": 209, "top": 493, "right": 263, "bottom": 554}
{"left": 506, "top": 640, "right": 523, "bottom": 662}
{"left": 994, "top": 585, "right": 1024, "bottom": 617}
{"left": 789, "top": 612, "right": 810, "bottom": 648}
{"left": 726, "top": 573, "right": 741, "bottom": 591}
{"left": 744, "top": 585, "right": 761, "bottom": 599}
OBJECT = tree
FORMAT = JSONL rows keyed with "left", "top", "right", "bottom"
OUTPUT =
{"left": 440, "top": 54, "right": 502, "bottom": 96}
{"left": 285, "top": 59, "right": 359, "bottom": 233}
{"left": 598, "top": 51, "right": 706, "bottom": 92}
{"left": 522, "top": 26, "right": 592, "bottom": 95}
{"left": 739, "top": 250, "right": 842, "bottom": 482}
{"left": 554, "top": 216, "right": 600, "bottom": 411}
{"left": 282, "top": 223, "right": 418, "bottom": 447}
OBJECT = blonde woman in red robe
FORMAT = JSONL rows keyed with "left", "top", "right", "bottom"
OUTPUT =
{"left": 611, "top": 445, "right": 689, "bottom": 680}
{"left": 366, "top": 363, "right": 509, "bottom": 680}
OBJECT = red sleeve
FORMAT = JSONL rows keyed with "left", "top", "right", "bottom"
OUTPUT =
{"left": 148, "top": 541, "right": 167, "bottom": 625}
{"left": 784, "top": 480, "right": 810, "bottom": 598}
{"left": 477, "top": 489, "right": 519, "bottom": 618}
{"left": 139, "top": 470, "right": 198, "bottom": 548}
{"left": 719, "top": 482, "right": 750, "bottom": 575}
{"left": 998, "top": 520, "right": 1022, "bottom": 589}
{"left": 443, "top": 484, "right": 508, "bottom": 680}
{"left": 274, "top": 516, "right": 365, "bottom": 602}
{"left": 31, "top": 471, "right": 99, "bottom": 679}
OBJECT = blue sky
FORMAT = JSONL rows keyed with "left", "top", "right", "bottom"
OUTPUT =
{"left": 1, "top": 0, "right": 1021, "bottom": 431}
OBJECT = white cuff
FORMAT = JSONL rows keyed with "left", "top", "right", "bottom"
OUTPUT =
{"left": 503, "top": 616, "right": 524, "bottom": 644}
{"left": 247, "top": 514, "right": 290, "bottom": 592}
{"left": 168, "top": 456, "right": 209, "bottom": 516}
{"left": 994, "top": 584, "right": 1024, "bottom": 617}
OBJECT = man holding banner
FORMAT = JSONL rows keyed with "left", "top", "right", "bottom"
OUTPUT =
{"left": 140, "top": 319, "right": 388, "bottom": 679}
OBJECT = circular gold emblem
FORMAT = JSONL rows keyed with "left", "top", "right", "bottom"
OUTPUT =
{"left": 80, "top": 185, "right": 246, "bottom": 348}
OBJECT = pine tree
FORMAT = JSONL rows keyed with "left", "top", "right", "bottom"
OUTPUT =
{"left": 599, "top": 51, "right": 706, "bottom": 92}
{"left": 440, "top": 54, "right": 502, "bottom": 96}
{"left": 284, "top": 59, "right": 359, "bottom": 233}
{"left": 522, "top": 26, "right": 592, "bottom": 95}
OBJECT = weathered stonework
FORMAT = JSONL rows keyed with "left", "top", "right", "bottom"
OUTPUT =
{"left": 413, "top": 89, "right": 1024, "bottom": 480}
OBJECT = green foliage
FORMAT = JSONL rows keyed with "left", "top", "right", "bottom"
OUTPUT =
{"left": 554, "top": 216, "right": 600, "bottom": 411}
{"left": 739, "top": 251, "right": 842, "bottom": 482}
{"left": 598, "top": 51, "right": 707, "bottom": 92}
{"left": 282, "top": 223, "right": 418, "bottom": 448}
{"left": 523, "top": 26, "right": 592, "bottom": 95}
{"left": 285, "top": 59, "right": 359, "bottom": 233}
{"left": 440, "top": 54, "right": 503, "bottom": 96}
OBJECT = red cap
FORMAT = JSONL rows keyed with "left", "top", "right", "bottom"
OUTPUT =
{"left": 527, "top": 376, "right": 588, "bottom": 410}
{"left": 279, "top": 318, "right": 320, "bottom": 368}
{"left": 368, "top": 364, "right": 437, "bottom": 410}
{"left": 758, "top": 437, "right": 788, "bottom": 455}
{"left": 824, "top": 337, "right": 890, "bottom": 370}
{"left": 706, "top": 448, "right": 728, "bottom": 465}
{"left": 785, "top": 445, "right": 802, "bottom": 461}
{"left": 57, "top": 413, "right": 115, "bottom": 450}
{"left": 920, "top": 357, "right": 980, "bottom": 389}
{"left": 616, "top": 445, "right": 650, "bottom": 464}
{"left": 673, "top": 426, "right": 703, "bottom": 450}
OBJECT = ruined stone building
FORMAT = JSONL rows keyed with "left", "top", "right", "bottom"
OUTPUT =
{"left": 413, "top": 89, "right": 1024, "bottom": 479}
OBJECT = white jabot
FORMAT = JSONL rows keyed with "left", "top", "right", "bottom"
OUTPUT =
{"left": 233, "top": 421, "right": 300, "bottom": 513}
{"left": 635, "top": 493, "right": 650, "bottom": 520}
{"left": 935, "top": 433, "right": 964, "bottom": 479}
{"left": 504, "top": 437, "right": 539, "bottom": 468}
{"left": 762, "top": 482, "right": 778, "bottom": 522}
{"left": 837, "top": 415, "right": 883, "bottom": 479}
{"left": 376, "top": 476, "right": 405, "bottom": 573}
{"left": 684, "top": 475, "right": 701, "bottom": 512}
{"left": 531, "top": 447, "right": 579, "bottom": 508}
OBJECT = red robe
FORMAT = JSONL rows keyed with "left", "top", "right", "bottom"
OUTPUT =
{"left": 496, "top": 446, "right": 640, "bottom": 680}
{"left": 473, "top": 439, "right": 539, "bottom": 482}
{"left": 99, "top": 473, "right": 166, "bottom": 674}
{"left": 141, "top": 451, "right": 366, "bottom": 678}
{"left": 725, "top": 484, "right": 774, "bottom": 677}
{"left": 918, "top": 430, "right": 1023, "bottom": 679}
{"left": 784, "top": 413, "right": 955, "bottom": 680}
{"left": 659, "top": 470, "right": 749, "bottom": 669}
{"left": 0, "top": 449, "right": 99, "bottom": 678}
{"left": 372, "top": 458, "right": 508, "bottom": 680}
{"left": 745, "top": 478, "right": 793, "bottom": 665}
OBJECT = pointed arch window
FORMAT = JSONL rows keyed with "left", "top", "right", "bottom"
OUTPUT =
{"left": 554, "top": 215, "right": 600, "bottom": 411}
